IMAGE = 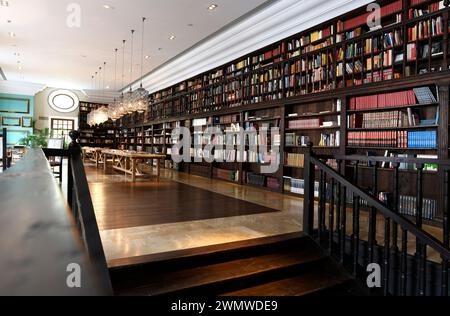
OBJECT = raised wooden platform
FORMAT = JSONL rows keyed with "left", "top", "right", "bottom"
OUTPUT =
{"left": 89, "top": 175, "right": 280, "bottom": 231}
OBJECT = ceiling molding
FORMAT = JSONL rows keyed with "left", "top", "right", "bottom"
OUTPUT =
{"left": 127, "top": 0, "right": 373, "bottom": 94}
{"left": 81, "top": 90, "right": 121, "bottom": 104}
{"left": 0, "top": 80, "right": 47, "bottom": 96}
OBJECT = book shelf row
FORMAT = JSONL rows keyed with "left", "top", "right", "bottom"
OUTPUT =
{"left": 130, "top": 0, "right": 450, "bottom": 123}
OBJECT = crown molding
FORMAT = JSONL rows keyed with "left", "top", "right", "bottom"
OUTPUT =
{"left": 126, "top": 0, "right": 372, "bottom": 94}
{"left": 81, "top": 89, "right": 121, "bottom": 104}
{"left": 0, "top": 80, "right": 47, "bottom": 96}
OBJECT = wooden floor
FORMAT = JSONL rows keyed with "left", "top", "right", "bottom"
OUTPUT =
{"left": 87, "top": 166, "right": 279, "bottom": 231}
{"left": 86, "top": 163, "right": 445, "bottom": 265}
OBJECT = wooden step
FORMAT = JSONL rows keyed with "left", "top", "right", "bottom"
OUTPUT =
{"left": 110, "top": 233, "right": 310, "bottom": 292}
{"left": 114, "top": 238, "right": 324, "bottom": 296}
{"left": 221, "top": 259, "right": 350, "bottom": 296}
{"left": 109, "top": 232, "right": 304, "bottom": 269}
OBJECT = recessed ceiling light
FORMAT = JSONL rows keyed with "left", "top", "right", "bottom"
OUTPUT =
{"left": 18, "top": 66, "right": 22, "bottom": 70}
{"left": 102, "top": 4, "right": 114, "bottom": 9}
{"left": 208, "top": 4, "right": 218, "bottom": 10}
{"left": 169, "top": 35, "right": 176, "bottom": 40}
{"left": 145, "top": 55, "right": 151, "bottom": 59}
{"left": 8, "top": 32, "right": 15, "bottom": 38}
{"left": 106, "top": 86, "right": 110, "bottom": 89}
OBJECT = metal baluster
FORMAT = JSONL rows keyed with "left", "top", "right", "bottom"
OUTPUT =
{"left": 340, "top": 185, "right": 347, "bottom": 264}
{"left": 400, "top": 229, "right": 408, "bottom": 296}
{"left": 393, "top": 162, "right": 400, "bottom": 295}
{"left": 384, "top": 216, "right": 391, "bottom": 296}
{"left": 353, "top": 162, "right": 360, "bottom": 276}
{"left": 336, "top": 160, "right": 342, "bottom": 256}
{"left": 368, "top": 163, "right": 378, "bottom": 264}
{"left": 442, "top": 168, "right": 450, "bottom": 296}
{"left": 353, "top": 195, "right": 360, "bottom": 277}
{"left": 419, "top": 244, "right": 427, "bottom": 296}
{"left": 321, "top": 173, "right": 327, "bottom": 235}
{"left": 318, "top": 169, "right": 324, "bottom": 243}
{"left": 416, "top": 164, "right": 424, "bottom": 296}
{"left": 329, "top": 179, "right": 335, "bottom": 255}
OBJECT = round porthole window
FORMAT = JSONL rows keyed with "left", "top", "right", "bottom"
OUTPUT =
{"left": 48, "top": 90, "right": 79, "bottom": 113}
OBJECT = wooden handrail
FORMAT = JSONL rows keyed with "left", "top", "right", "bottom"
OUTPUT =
{"left": 0, "top": 148, "right": 110, "bottom": 295}
{"left": 308, "top": 155, "right": 450, "bottom": 260}
{"left": 303, "top": 145, "right": 450, "bottom": 296}
{"left": 1, "top": 128, "right": 7, "bottom": 171}
{"left": 42, "top": 131, "right": 113, "bottom": 295}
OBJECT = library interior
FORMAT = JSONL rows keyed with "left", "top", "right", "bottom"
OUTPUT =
{"left": 1, "top": 0, "right": 450, "bottom": 297}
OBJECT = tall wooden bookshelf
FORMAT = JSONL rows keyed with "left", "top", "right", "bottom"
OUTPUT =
{"left": 79, "top": 102, "right": 118, "bottom": 148}
{"left": 110, "top": 0, "right": 450, "bottom": 223}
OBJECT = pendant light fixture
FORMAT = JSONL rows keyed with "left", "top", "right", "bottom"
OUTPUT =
{"left": 133, "top": 17, "right": 149, "bottom": 114}
{"left": 118, "top": 39, "right": 127, "bottom": 118}
{"left": 125, "top": 29, "right": 135, "bottom": 114}
{"left": 108, "top": 48, "right": 119, "bottom": 120}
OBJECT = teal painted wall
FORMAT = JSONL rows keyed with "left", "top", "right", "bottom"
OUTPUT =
{"left": 0, "top": 93, "right": 34, "bottom": 146}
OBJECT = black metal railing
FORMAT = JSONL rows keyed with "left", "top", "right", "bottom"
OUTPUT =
{"left": 43, "top": 131, "right": 112, "bottom": 295}
{"left": 1, "top": 128, "right": 7, "bottom": 171}
{"left": 303, "top": 144, "right": 450, "bottom": 296}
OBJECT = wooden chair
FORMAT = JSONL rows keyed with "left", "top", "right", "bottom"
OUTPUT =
{"left": 47, "top": 138, "right": 65, "bottom": 182}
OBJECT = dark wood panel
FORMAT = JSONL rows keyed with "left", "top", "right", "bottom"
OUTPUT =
{"left": 115, "top": 243, "right": 324, "bottom": 296}
{"left": 221, "top": 260, "right": 349, "bottom": 296}
{"left": 89, "top": 175, "right": 279, "bottom": 231}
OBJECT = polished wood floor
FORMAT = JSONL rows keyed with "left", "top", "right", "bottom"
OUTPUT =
{"left": 87, "top": 166, "right": 279, "bottom": 231}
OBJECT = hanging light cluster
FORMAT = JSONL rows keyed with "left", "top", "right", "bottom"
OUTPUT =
{"left": 107, "top": 17, "right": 149, "bottom": 121}
{"left": 88, "top": 63, "right": 110, "bottom": 126}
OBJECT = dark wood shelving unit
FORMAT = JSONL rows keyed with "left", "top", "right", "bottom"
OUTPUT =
{"left": 79, "top": 102, "right": 118, "bottom": 148}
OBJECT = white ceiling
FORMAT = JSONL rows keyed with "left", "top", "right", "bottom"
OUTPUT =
{"left": 0, "top": 0, "right": 270, "bottom": 91}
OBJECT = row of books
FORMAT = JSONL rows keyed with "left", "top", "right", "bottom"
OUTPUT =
{"left": 409, "top": 1, "right": 445, "bottom": 18}
{"left": 319, "top": 131, "right": 341, "bottom": 147}
{"left": 347, "top": 131, "right": 409, "bottom": 148}
{"left": 288, "top": 118, "right": 322, "bottom": 129}
{"left": 285, "top": 153, "right": 305, "bottom": 168}
{"left": 286, "top": 133, "right": 310, "bottom": 147}
{"left": 348, "top": 110, "right": 420, "bottom": 129}
{"left": 340, "top": 0, "right": 402, "bottom": 32}
{"left": 407, "top": 16, "right": 444, "bottom": 42}
{"left": 366, "top": 50, "right": 395, "bottom": 70}
{"left": 398, "top": 195, "right": 437, "bottom": 220}
{"left": 283, "top": 177, "right": 320, "bottom": 197}
{"left": 348, "top": 130, "right": 437, "bottom": 148}
{"left": 349, "top": 87, "right": 436, "bottom": 110}
{"left": 213, "top": 168, "right": 240, "bottom": 183}
{"left": 408, "top": 131, "right": 437, "bottom": 148}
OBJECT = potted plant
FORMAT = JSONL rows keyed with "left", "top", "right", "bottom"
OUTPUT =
{"left": 18, "top": 121, "right": 50, "bottom": 148}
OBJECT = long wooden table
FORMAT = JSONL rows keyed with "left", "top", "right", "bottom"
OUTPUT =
{"left": 82, "top": 147, "right": 104, "bottom": 167}
{"left": 100, "top": 149, "right": 166, "bottom": 182}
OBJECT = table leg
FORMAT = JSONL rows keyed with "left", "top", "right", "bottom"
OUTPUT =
{"left": 103, "top": 154, "right": 107, "bottom": 172}
{"left": 157, "top": 159, "right": 161, "bottom": 181}
{"left": 131, "top": 158, "right": 136, "bottom": 182}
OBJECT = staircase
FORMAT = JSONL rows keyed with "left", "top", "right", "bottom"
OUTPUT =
{"left": 109, "top": 233, "right": 364, "bottom": 296}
